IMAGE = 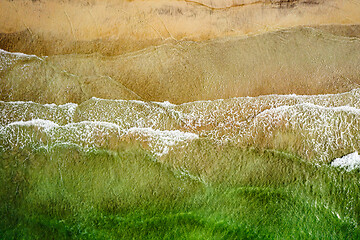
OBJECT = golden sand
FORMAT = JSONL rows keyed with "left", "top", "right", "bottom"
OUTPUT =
{"left": 1, "top": 0, "right": 360, "bottom": 56}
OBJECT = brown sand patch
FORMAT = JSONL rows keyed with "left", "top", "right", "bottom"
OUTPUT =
{"left": 0, "top": 0, "right": 360, "bottom": 55}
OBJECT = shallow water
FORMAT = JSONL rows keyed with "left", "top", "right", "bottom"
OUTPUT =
{"left": 1, "top": 26, "right": 360, "bottom": 104}
{"left": 2, "top": 86, "right": 360, "bottom": 163}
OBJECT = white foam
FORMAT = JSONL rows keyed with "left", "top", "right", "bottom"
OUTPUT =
{"left": 154, "top": 101, "right": 176, "bottom": 108}
{"left": 0, "top": 100, "right": 78, "bottom": 108}
{"left": 7, "top": 119, "right": 59, "bottom": 130}
{"left": 331, "top": 152, "right": 360, "bottom": 171}
{"left": 90, "top": 97, "right": 147, "bottom": 105}
{"left": 256, "top": 103, "right": 360, "bottom": 117}
{"left": 0, "top": 48, "right": 41, "bottom": 59}
{"left": 0, "top": 100, "right": 37, "bottom": 105}
{"left": 300, "top": 103, "right": 360, "bottom": 113}
{"left": 66, "top": 121, "right": 122, "bottom": 130}
{"left": 128, "top": 127, "right": 198, "bottom": 141}
{"left": 128, "top": 127, "right": 199, "bottom": 156}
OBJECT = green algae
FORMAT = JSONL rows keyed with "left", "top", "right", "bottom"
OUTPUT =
{"left": 1, "top": 142, "right": 359, "bottom": 239}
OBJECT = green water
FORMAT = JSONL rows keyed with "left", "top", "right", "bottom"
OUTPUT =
{"left": 1, "top": 141, "right": 359, "bottom": 239}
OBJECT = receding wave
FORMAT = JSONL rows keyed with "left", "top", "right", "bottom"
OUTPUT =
{"left": 1, "top": 26, "right": 360, "bottom": 104}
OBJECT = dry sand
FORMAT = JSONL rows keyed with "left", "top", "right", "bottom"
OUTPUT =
{"left": 1, "top": 0, "right": 360, "bottom": 55}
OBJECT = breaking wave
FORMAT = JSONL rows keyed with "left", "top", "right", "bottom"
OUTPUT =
{"left": 2, "top": 87, "right": 360, "bottom": 163}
